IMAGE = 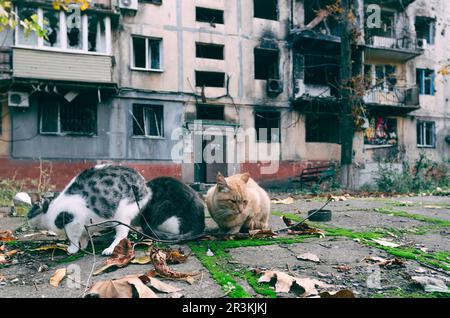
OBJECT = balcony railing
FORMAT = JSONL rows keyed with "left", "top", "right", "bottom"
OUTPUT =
{"left": 365, "top": 34, "right": 419, "bottom": 52}
{"left": 364, "top": 86, "right": 420, "bottom": 108}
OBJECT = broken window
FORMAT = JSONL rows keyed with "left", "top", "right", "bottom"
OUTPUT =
{"left": 366, "top": 10, "right": 395, "bottom": 38}
{"left": 304, "top": 0, "right": 340, "bottom": 36}
{"left": 132, "top": 104, "right": 164, "bottom": 137}
{"left": 254, "top": 0, "right": 278, "bottom": 21}
{"left": 132, "top": 37, "right": 162, "bottom": 70}
{"left": 197, "top": 104, "right": 225, "bottom": 121}
{"left": 417, "top": 121, "right": 435, "bottom": 148}
{"left": 196, "top": 7, "right": 224, "bottom": 25}
{"left": 305, "top": 114, "right": 340, "bottom": 144}
{"left": 196, "top": 71, "right": 225, "bottom": 88}
{"left": 196, "top": 43, "right": 224, "bottom": 60}
{"left": 365, "top": 64, "right": 397, "bottom": 90}
{"left": 415, "top": 17, "right": 435, "bottom": 45}
{"left": 417, "top": 68, "right": 435, "bottom": 95}
{"left": 88, "top": 15, "right": 106, "bottom": 53}
{"left": 43, "top": 10, "right": 60, "bottom": 47}
{"left": 255, "top": 111, "right": 280, "bottom": 143}
{"left": 39, "top": 94, "right": 97, "bottom": 135}
{"left": 304, "top": 55, "right": 340, "bottom": 94}
{"left": 364, "top": 117, "right": 397, "bottom": 146}
{"left": 254, "top": 48, "right": 279, "bottom": 80}
{"left": 17, "top": 7, "right": 38, "bottom": 46}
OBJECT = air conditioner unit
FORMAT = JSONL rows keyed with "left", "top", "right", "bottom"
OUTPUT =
{"left": 119, "top": 0, "right": 138, "bottom": 11}
{"left": 8, "top": 91, "right": 30, "bottom": 108}
{"left": 417, "top": 38, "right": 428, "bottom": 49}
{"left": 267, "top": 79, "right": 283, "bottom": 95}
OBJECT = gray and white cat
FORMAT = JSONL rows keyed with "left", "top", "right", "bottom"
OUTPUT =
{"left": 27, "top": 165, "right": 152, "bottom": 255}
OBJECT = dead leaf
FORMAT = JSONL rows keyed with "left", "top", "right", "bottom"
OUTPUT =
{"left": 320, "top": 289, "right": 356, "bottom": 298}
{"left": 297, "top": 252, "right": 320, "bottom": 263}
{"left": 364, "top": 256, "right": 405, "bottom": 268}
{"left": 424, "top": 205, "right": 444, "bottom": 210}
{"left": 271, "top": 197, "right": 295, "bottom": 205}
{"left": 248, "top": 229, "right": 277, "bottom": 239}
{"left": 50, "top": 268, "right": 67, "bottom": 287}
{"left": 0, "top": 255, "right": 6, "bottom": 265}
{"left": 131, "top": 255, "right": 151, "bottom": 265}
{"left": 372, "top": 239, "right": 401, "bottom": 248}
{"left": 287, "top": 223, "right": 325, "bottom": 238}
{"left": 329, "top": 195, "right": 348, "bottom": 202}
{"left": 334, "top": 265, "right": 352, "bottom": 272}
{"left": 86, "top": 276, "right": 158, "bottom": 298}
{"left": 4, "top": 249, "right": 19, "bottom": 257}
{"left": 139, "top": 275, "right": 182, "bottom": 294}
{"left": 94, "top": 239, "right": 135, "bottom": 275}
{"left": 149, "top": 247, "right": 200, "bottom": 283}
{"left": 165, "top": 248, "right": 191, "bottom": 264}
{"left": 411, "top": 276, "right": 450, "bottom": 293}
{"left": 0, "top": 230, "right": 15, "bottom": 242}
{"left": 30, "top": 244, "right": 68, "bottom": 252}
{"left": 258, "top": 270, "right": 331, "bottom": 297}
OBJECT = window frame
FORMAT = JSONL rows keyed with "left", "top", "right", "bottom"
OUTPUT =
{"left": 131, "top": 35, "right": 163, "bottom": 72}
{"left": 417, "top": 68, "right": 435, "bottom": 96}
{"left": 14, "top": 6, "right": 112, "bottom": 55}
{"left": 254, "top": 110, "right": 281, "bottom": 143}
{"left": 253, "top": 0, "right": 279, "bottom": 21}
{"left": 132, "top": 104, "right": 165, "bottom": 139}
{"left": 417, "top": 121, "right": 436, "bottom": 148}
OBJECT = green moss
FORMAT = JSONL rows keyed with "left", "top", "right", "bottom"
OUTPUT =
{"left": 374, "top": 208, "right": 450, "bottom": 227}
{"left": 237, "top": 271, "right": 277, "bottom": 298}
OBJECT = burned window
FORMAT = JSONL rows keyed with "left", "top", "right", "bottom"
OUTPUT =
{"left": 364, "top": 117, "right": 397, "bottom": 146}
{"left": 254, "top": 48, "right": 279, "bottom": 80}
{"left": 255, "top": 111, "right": 280, "bottom": 143}
{"left": 196, "top": 71, "right": 225, "bottom": 88}
{"left": 304, "top": 0, "right": 340, "bottom": 36}
{"left": 197, "top": 105, "right": 225, "bottom": 121}
{"left": 196, "top": 7, "right": 224, "bottom": 25}
{"left": 43, "top": 10, "right": 60, "bottom": 47}
{"left": 415, "top": 17, "right": 435, "bottom": 45}
{"left": 17, "top": 7, "right": 38, "bottom": 46}
{"left": 304, "top": 55, "right": 339, "bottom": 90}
{"left": 39, "top": 94, "right": 97, "bottom": 136}
{"left": 305, "top": 114, "right": 340, "bottom": 144}
{"left": 254, "top": 0, "right": 278, "bottom": 21}
{"left": 196, "top": 43, "right": 224, "bottom": 60}
{"left": 88, "top": 15, "right": 107, "bottom": 53}
{"left": 417, "top": 121, "right": 435, "bottom": 148}
{"left": 132, "top": 37, "right": 162, "bottom": 70}
{"left": 365, "top": 10, "right": 395, "bottom": 38}
{"left": 132, "top": 104, "right": 164, "bottom": 137}
{"left": 417, "top": 69, "right": 435, "bottom": 95}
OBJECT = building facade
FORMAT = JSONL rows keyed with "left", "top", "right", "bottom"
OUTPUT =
{"left": 0, "top": 0, "right": 448, "bottom": 189}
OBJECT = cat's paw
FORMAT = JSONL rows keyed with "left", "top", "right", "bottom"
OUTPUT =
{"left": 67, "top": 244, "right": 80, "bottom": 255}
{"left": 102, "top": 247, "right": 115, "bottom": 256}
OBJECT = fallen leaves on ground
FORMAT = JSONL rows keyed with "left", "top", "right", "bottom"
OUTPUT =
{"left": 0, "top": 230, "right": 15, "bottom": 242}
{"left": 0, "top": 246, "right": 21, "bottom": 265}
{"left": 363, "top": 256, "right": 405, "bottom": 268}
{"left": 94, "top": 238, "right": 135, "bottom": 275}
{"left": 85, "top": 275, "right": 157, "bottom": 298}
{"left": 371, "top": 239, "right": 401, "bottom": 248}
{"left": 248, "top": 229, "right": 277, "bottom": 239}
{"left": 49, "top": 268, "right": 67, "bottom": 287}
{"left": 271, "top": 197, "right": 295, "bottom": 205}
{"left": 258, "top": 270, "right": 331, "bottom": 297}
{"left": 131, "top": 247, "right": 191, "bottom": 266}
{"left": 297, "top": 252, "right": 320, "bottom": 263}
{"left": 334, "top": 265, "right": 352, "bottom": 272}
{"left": 148, "top": 247, "right": 200, "bottom": 284}
{"left": 329, "top": 195, "right": 349, "bottom": 202}
{"left": 282, "top": 216, "right": 325, "bottom": 237}
{"left": 30, "top": 244, "right": 68, "bottom": 253}
{"left": 319, "top": 289, "right": 356, "bottom": 298}
{"left": 411, "top": 276, "right": 450, "bottom": 293}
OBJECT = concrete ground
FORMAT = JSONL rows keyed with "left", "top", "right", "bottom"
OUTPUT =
{"left": 0, "top": 195, "right": 449, "bottom": 298}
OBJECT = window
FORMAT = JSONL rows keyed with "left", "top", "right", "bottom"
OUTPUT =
{"left": 196, "top": 71, "right": 225, "bottom": 88}
{"left": 365, "top": 64, "right": 397, "bottom": 90}
{"left": 305, "top": 114, "right": 340, "bottom": 144}
{"left": 39, "top": 94, "right": 97, "bottom": 136}
{"left": 17, "top": 7, "right": 38, "bottom": 46}
{"left": 197, "top": 105, "right": 224, "bottom": 121}
{"left": 196, "top": 43, "right": 224, "bottom": 60}
{"left": 366, "top": 10, "right": 395, "bottom": 38}
{"left": 15, "top": 6, "right": 111, "bottom": 54}
{"left": 254, "top": 0, "right": 278, "bottom": 21}
{"left": 417, "top": 121, "right": 435, "bottom": 148}
{"left": 364, "top": 117, "right": 397, "bottom": 146}
{"left": 132, "top": 37, "right": 162, "bottom": 70}
{"left": 415, "top": 17, "right": 435, "bottom": 45}
{"left": 417, "top": 69, "right": 435, "bottom": 95}
{"left": 196, "top": 7, "right": 224, "bottom": 25}
{"left": 254, "top": 48, "right": 279, "bottom": 80}
{"left": 132, "top": 104, "right": 164, "bottom": 137}
{"left": 255, "top": 111, "right": 280, "bottom": 143}
{"left": 304, "top": 55, "right": 340, "bottom": 95}
{"left": 140, "top": 0, "right": 163, "bottom": 4}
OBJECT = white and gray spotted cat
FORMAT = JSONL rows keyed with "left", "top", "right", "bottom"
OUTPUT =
{"left": 27, "top": 165, "right": 152, "bottom": 255}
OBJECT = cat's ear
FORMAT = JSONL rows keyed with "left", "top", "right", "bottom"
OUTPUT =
{"left": 216, "top": 173, "right": 229, "bottom": 191}
{"left": 241, "top": 173, "right": 250, "bottom": 183}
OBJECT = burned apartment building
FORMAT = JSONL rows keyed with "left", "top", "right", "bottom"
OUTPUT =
{"left": 0, "top": 0, "right": 449, "bottom": 189}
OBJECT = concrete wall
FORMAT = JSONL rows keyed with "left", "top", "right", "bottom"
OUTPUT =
{"left": 0, "top": 102, "right": 9, "bottom": 157}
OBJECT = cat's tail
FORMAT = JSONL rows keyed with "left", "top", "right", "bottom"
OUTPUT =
{"left": 143, "top": 229, "right": 205, "bottom": 242}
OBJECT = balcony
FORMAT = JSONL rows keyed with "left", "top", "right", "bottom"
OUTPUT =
{"left": 12, "top": 47, "right": 115, "bottom": 85}
{"left": 363, "top": 86, "right": 420, "bottom": 114}
{"left": 364, "top": 34, "right": 422, "bottom": 62}
{"left": 365, "top": 0, "right": 417, "bottom": 10}
{"left": 0, "top": 48, "right": 12, "bottom": 82}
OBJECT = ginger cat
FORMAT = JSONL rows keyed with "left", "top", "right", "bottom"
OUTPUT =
{"left": 205, "top": 173, "right": 270, "bottom": 234}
